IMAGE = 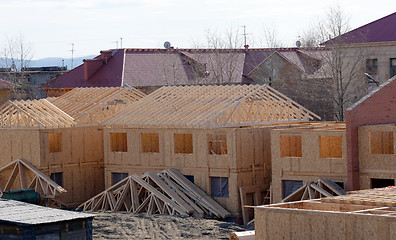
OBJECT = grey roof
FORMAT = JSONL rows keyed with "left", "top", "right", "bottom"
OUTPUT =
{"left": 0, "top": 199, "right": 94, "bottom": 226}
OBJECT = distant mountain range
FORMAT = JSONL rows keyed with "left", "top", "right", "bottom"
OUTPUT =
{"left": 0, "top": 55, "right": 96, "bottom": 70}
{"left": 29, "top": 56, "right": 96, "bottom": 69}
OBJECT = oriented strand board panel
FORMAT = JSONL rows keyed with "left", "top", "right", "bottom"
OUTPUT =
{"left": 271, "top": 122, "right": 347, "bottom": 203}
{"left": 358, "top": 124, "right": 396, "bottom": 190}
{"left": 256, "top": 188, "right": 396, "bottom": 240}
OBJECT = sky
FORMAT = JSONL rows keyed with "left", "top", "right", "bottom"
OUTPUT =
{"left": 0, "top": 0, "right": 394, "bottom": 60}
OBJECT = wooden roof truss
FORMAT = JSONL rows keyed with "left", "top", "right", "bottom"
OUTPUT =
{"left": 282, "top": 179, "right": 346, "bottom": 203}
{"left": 105, "top": 85, "right": 320, "bottom": 129}
{"left": 0, "top": 99, "right": 75, "bottom": 129}
{"left": 0, "top": 159, "right": 67, "bottom": 198}
{"left": 78, "top": 168, "right": 230, "bottom": 218}
{"left": 50, "top": 87, "right": 146, "bottom": 125}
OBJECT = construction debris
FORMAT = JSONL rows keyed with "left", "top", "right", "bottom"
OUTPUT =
{"left": 282, "top": 179, "right": 346, "bottom": 202}
{"left": 77, "top": 168, "right": 230, "bottom": 218}
{"left": 230, "top": 230, "right": 255, "bottom": 240}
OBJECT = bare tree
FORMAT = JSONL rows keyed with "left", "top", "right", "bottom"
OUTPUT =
{"left": 302, "top": 6, "right": 369, "bottom": 120}
{"left": 0, "top": 33, "right": 35, "bottom": 99}
{"left": 262, "top": 25, "right": 283, "bottom": 48}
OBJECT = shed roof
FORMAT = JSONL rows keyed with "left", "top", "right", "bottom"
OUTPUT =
{"left": 0, "top": 199, "right": 94, "bottom": 226}
{"left": 49, "top": 87, "right": 146, "bottom": 125}
{"left": 104, "top": 84, "right": 320, "bottom": 129}
{"left": 0, "top": 99, "right": 75, "bottom": 129}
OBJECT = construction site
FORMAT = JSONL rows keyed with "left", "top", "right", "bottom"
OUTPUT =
{"left": 0, "top": 72, "right": 395, "bottom": 239}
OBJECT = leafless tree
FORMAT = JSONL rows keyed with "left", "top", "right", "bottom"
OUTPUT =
{"left": 0, "top": 33, "right": 35, "bottom": 99}
{"left": 302, "top": 6, "right": 369, "bottom": 120}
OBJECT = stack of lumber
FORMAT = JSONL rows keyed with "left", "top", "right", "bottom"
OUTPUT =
{"left": 77, "top": 168, "right": 230, "bottom": 218}
{"left": 230, "top": 230, "right": 255, "bottom": 240}
{"left": 322, "top": 187, "right": 396, "bottom": 207}
{"left": 282, "top": 179, "right": 346, "bottom": 202}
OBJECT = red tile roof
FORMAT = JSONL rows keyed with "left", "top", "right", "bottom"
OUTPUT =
{"left": 0, "top": 79, "right": 15, "bottom": 89}
{"left": 43, "top": 48, "right": 327, "bottom": 89}
{"left": 322, "top": 12, "right": 396, "bottom": 45}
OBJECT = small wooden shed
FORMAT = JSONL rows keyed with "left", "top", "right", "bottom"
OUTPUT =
{"left": 0, "top": 199, "right": 94, "bottom": 239}
{"left": 271, "top": 122, "right": 347, "bottom": 203}
{"left": 102, "top": 84, "right": 320, "bottom": 216}
{"left": 0, "top": 99, "right": 104, "bottom": 206}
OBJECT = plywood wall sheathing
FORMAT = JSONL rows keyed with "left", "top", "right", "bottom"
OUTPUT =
{"left": 49, "top": 87, "right": 146, "bottom": 125}
{"left": 103, "top": 85, "right": 320, "bottom": 129}
{"left": 0, "top": 99, "right": 75, "bottom": 128}
{"left": 271, "top": 122, "right": 347, "bottom": 203}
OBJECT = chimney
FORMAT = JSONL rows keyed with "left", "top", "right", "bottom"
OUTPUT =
{"left": 83, "top": 59, "right": 103, "bottom": 80}
{"left": 244, "top": 45, "right": 249, "bottom": 50}
{"left": 100, "top": 51, "right": 112, "bottom": 60}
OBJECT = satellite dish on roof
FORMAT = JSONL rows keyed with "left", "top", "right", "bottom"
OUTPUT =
{"left": 296, "top": 40, "right": 301, "bottom": 48}
{"left": 164, "top": 41, "right": 171, "bottom": 49}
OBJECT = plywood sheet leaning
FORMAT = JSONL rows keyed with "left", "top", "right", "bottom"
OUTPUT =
{"left": 0, "top": 99, "right": 75, "bottom": 128}
{"left": 49, "top": 87, "right": 146, "bottom": 125}
{"left": 103, "top": 84, "right": 321, "bottom": 129}
{"left": 0, "top": 159, "right": 66, "bottom": 199}
{"left": 77, "top": 168, "right": 230, "bottom": 218}
{"left": 282, "top": 179, "right": 346, "bottom": 202}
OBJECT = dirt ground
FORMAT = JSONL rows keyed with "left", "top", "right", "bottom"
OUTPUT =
{"left": 92, "top": 212, "right": 253, "bottom": 239}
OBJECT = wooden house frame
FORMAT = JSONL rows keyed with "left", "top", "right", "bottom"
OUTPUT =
{"left": 0, "top": 99, "right": 104, "bottom": 206}
{"left": 102, "top": 85, "right": 320, "bottom": 216}
{"left": 271, "top": 122, "right": 347, "bottom": 203}
{"left": 358, "top": 124, "right": 396, "bottom": 190}
{"left": 49, "top": 87, "right": 146, "bottom": 125}
{"left": 255, "top": 188, "right": 396, "bottom": 240}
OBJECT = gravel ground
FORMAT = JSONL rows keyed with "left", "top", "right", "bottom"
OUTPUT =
{"left": 92, "top": 212, "right": 253, "bottom": 239}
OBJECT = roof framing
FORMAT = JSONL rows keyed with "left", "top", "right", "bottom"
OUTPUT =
{"left": 0, "top": 99, "right": 75, "bottom": 129}
{"left": 50, "top": 87, "right": 146, "bottom": 125}
{"left": 104, "top": 84, "right": 320, "bottom": 129}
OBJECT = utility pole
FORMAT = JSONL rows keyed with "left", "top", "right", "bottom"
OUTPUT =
{"left": 70, "top": 43, "right": 75, "bottom": 69}
{"left": 242, "top": 25, "right": 248, "bottom": 47}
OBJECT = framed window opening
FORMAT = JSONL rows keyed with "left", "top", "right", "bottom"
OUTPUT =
{"left": 369, "top": 131, "right": 394, "bottom": 154}
{"left": 319, "top": 135, "right": 342, "bottom": 158}
{"left": 49, "top": 133, "right": 62, "bottom": 153}
{"left": 174, "top": 133, "right": 193, "bottom": 154}
{"left": 391, "top": 58, "right": 396, "bottom": 78}
{"left": 366, "top": 59, "right": 378, "bottom": 75}
{"left": 112, "top": 172, "right": 128, "bottom": 185}
{"left": 210, "top": 177, "right": 229, "bottom": 198}
{"left": 141, "top": 133, "right": 159, "bottom": 153}
{"left": 50, "top": 172, "right": 63, "bottom": 186}
{"left": 110, "top": 132, "right": 128, "bottom": 152}
{"left": 279, "top": 135, "right": 302, "bottom": 157}
{"left": 207, "top": 134, "right": 227, "bottom": 155}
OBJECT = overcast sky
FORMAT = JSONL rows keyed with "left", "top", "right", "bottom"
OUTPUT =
{"left": 0, "top": 0, "right": 394, "bottom": 60}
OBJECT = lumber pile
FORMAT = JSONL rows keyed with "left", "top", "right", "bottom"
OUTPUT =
{"left": 77, "top": 168, "right": 230, "bottom": 218}
{"left": 322, "top": 186, "right": 396, "bottom": 207}
{"left": 282, "top": 179, "right": 346, "bottom": 202}
{"left": 230, "top": 230, "right": 255, "bottom": 240}
{"left": 0, "top": 159, "right": 66, "bottom": 206}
